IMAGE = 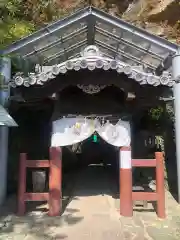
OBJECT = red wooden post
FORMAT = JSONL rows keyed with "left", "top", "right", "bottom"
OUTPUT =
{"left": 155, "top": 152, "right": 166, "bottom": 218}
{"left": 120, "top": 146, "right": 133, "bottom": 217}
{"left": 17, "top": 153, "right": 27, "bottom": 215}
{"left": 49, "top": 147, "right": 62, "bottom": 216}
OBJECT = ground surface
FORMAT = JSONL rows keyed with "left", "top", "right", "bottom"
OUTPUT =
{"left": 1, "top": 165, "right": 180, "bottom": 239}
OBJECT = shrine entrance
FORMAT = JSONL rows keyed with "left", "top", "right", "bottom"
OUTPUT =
{"left": 49, "top": 82, "right": 131, "bottom": 215}
{"left": 1, "top": 6, "right": 178, "bottom": 218}
{"left": 61, "top": 136, "right": 120, "bottom": 211}
{"left": 14, "top": 64, "right": 165, "bottom": 218}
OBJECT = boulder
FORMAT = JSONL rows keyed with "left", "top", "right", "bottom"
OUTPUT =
{"left": 147, "top": 0, "right": 178, "bottom": 24}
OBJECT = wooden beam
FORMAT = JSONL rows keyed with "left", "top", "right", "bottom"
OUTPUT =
{"left": 132, "top": 192, "right": 157, "bottom": 201}
{"left": 132, "top": 159, "right": 156, "bottom": 167}
{"left": 26, "top": 160, "right": 50, "bottom": 168}
{"left": 24, "top": 193, "right": 49, "bottom": 201}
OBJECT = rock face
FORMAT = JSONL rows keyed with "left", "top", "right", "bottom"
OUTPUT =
{"left": 147, "top": 0, "right": 179, "bottom": 24}
{"left": 62, "top": 0, "right": 179, "bottom": 43}
{"left": 122, "top": 0, "right": 178, "bottom": 21}
{"left": 121, "top": 0, "right": 180, "bottom": 42}
{"left": 18, "top": 0, "right": 180, "bottom": 44}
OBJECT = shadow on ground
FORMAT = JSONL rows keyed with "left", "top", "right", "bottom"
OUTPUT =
{"left": 0, "top": 173, "right": 83, "bottom": 239}
{"left": 1, "top": 163, "right": 179, "bottom": 239}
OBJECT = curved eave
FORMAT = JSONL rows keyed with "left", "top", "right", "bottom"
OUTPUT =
{"left": 10, "top": 54, "right": 175, "bottom": 88}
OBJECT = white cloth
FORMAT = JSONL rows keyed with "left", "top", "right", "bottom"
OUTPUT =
{"left": 51, "top": 117, "right": 131, "bottom": 147}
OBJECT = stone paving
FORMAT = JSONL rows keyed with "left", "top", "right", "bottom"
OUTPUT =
{"left": 1, "top": 166, "right": 180, "bottom": 239}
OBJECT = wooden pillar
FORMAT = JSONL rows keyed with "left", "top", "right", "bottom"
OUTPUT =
{"left": 120, "top": 146, "right": 133, "bottom": 217}
{"left": 17, "top": 153, "right": 27, "bottom": 215}
{"left": 156, "top": 152, "right": 166, "bottom": 218}
{"left": 49, "top": 147, "right": 62, "bottom": 216}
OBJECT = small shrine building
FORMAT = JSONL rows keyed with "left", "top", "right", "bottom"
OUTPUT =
{"left": 0, "top": 7, "right": 180, "bottom": 209}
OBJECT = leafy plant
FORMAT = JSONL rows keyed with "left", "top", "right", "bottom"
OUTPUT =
{"left": 148, "top": 106, "right": 164, "bottom": 121}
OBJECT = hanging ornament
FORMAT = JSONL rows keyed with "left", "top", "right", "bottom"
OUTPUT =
{"left": 92, "top": 133, "right": 98, "bottom": 143}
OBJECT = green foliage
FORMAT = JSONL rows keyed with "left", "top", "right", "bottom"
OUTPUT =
{"left": 155, "top": 135, "right": 164, "bottom": 151}
{"left": 0, "top": 0, "right": 89, "bottom": 49}
{"left": 0, "top": 0, "right": 35, "bottom": 47}
{"left": 148, "top": 106, "right": 164, "bottom": 121}
{"left": 0, "top": 21, "right": 35, "bottom": 47}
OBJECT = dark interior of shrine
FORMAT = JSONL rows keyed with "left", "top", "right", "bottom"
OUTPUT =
{"left": 6, "top": 69, "right": 167, "bottom": 197}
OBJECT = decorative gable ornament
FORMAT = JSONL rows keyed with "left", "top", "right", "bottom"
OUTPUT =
{"left": 10, "top": 46, "right": 175, "bottom": 88}
{"left": 77, "top": 84, "right": 106, "bottom": 94}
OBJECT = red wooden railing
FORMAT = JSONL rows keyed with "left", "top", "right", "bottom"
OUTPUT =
{"left": 17, "top": 147, "right": 62, "bottom": 216}
{"left": 18, "top": 147, "right": 165, "bottom": 218}
{"left": 131, "top": 152, "right": 165, "bottom": 218}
